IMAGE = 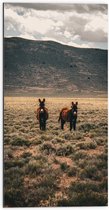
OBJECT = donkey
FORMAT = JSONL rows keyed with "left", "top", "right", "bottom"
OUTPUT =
{"left": 36, "top": 98, "right": 48, "bottom": 130}
{"left": 58, "top": 102, "right": 78, "bottom": 131}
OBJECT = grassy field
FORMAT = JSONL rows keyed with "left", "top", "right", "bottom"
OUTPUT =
{"left": 4, "top": 97, "right": 108, "bottom": 207}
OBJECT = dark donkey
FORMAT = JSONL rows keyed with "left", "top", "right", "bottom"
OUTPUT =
{"left": 36, "top": 98, "right": 48, "bottom": 130}
{"left": 58, "top": 102, "right": 78, "bottom": 131}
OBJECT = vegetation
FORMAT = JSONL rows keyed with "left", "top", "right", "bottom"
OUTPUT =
{"left": 4, "top": 37, "right": 107, "bottom": 97}
{"left": 4, "top": 97, "right": 108, "bottom": 207}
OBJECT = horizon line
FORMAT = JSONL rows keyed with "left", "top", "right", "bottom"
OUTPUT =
{"left": 4, "top": 36, "right": 107, "bottom": 50}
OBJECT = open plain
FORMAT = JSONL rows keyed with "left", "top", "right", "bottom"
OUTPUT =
{"left": 4, "top": 97, "right": 108, "bottom": 207}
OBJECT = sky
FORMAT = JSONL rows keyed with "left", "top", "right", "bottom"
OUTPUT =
{"left": 4, "top": 3, "right": 108, "bottom": 49}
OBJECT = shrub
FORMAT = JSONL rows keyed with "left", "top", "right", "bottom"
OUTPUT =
{"left": 98, "top": 153, "right": 107, "bottom": 163}
{"left": 56, "top": 145, "right": 74, "bottom": 156}
{"left": 64, "top": 133, "right": 72, "bottom": 140}
{"left": 79, "top": 165, "right": 102, "bottom": 181}
{"left": 67, "top": 166, "right": 78, "bottom": 177}
{"left": 96, "top": 138, "right": 106, "bottom": 146}
{"left": 4, "top": 149, "right": 13, "bottom": 160}
{"left": 25, "top": 159, "right": 45, "bottom": 176}
{"left": 4, "top": 136, "right": 11, "bottom": 144}
{"left": 58, "top": 192, "right": 107, "bottom": 206}
{"left": 4, "top": 168, "right": 25, "bottom": 207}
{"left": 73, "top": 150, "right": 87, "bottom": 161}
{"left": 4, "top": 158, "right": 26, "bottom": 170}
{"left": 79, "top": 123, "right": 96, "bottom": 132}
{"left": 41, "top": 135, "right": 52, "bottom": 141}
{"left": 32, "top": 139, "right": 42, "bottom": 145}
{"left": 34, "top": 155, "right": 47, "bottom": 163}
{"left": 69, "top": 181, "right": 100, "bottom": 193}
{"left": 52, "top": 130, "right": 59, "bottom": 135}
{"left": 39, "top": 173, "right": 58, "bottom": 190}
{"left": 52, "top": 137, "right": 65, "bottom": 144}
{"left": 77, "top": 141, "right": 97, "bottom": 150}
{"left": 24, "top": 186, "right": 49, "bottom": 207}
{"left": 60, "top": 162, "right": 69, "bottom": 171}
{"left": 4, "top": 187, "right": 25, "bottom": 207}
{"left": 41, "top": 142, "right": 56, "bottom": 155}
{"left": 99, "top": 178, "right": 108, "bottom": 192}
{"left": 96, "top": 159, "right": 107, "bottom": 170}
{"left": 11, "top": 137, "right": 31, "bottom": 147}
{"left": 24, "top": 169, "right": 58, "bottom": 207}
{"left": 21, "top": 152, "right": 32, "bottom": 158}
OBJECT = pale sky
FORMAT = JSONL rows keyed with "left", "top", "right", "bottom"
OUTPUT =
{"left": 4, "top": 3, "right": 108, "bottom": 49}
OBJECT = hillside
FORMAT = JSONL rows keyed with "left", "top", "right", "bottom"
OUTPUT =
{"left": 4, "top": 37, "right": 107, "bottom": 97}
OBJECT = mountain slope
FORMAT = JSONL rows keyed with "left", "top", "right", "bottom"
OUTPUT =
{"left": 4, "top": 37, "right": 107, "bottom": 97}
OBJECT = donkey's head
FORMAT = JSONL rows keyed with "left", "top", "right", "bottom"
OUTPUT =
{"left": 39, "top": 98, "right": 45, "bottom": 109}
{"left": 71, "top": 102, "right": 78, "bottom": 111}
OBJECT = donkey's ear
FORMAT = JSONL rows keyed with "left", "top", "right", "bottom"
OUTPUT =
{"left": 39, "top": 98, "right": 41, "bottom": 102}
{"left": 43, "top": 98, "right": 45, "bottom": 102}
{"left": 72, "top": 102, "right": 74, "bottom": 105}
{"left": 76, "top": 102, "right": 78, "bottom": 105}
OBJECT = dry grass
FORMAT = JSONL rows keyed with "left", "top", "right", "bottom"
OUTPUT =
{"left": 4, "top": 97, "right": 108, "bottom": 207}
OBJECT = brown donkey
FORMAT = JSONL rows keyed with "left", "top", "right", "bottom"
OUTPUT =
{"left": 58, "top": 102, "right": 78, "bottom": 131}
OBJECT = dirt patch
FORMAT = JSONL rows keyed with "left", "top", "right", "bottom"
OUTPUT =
{"left": 84, "top": 145, "right": 104, "bottom": 156}
{"left": 59, "top": 173, "right": 77, "bottom": 189}
{"left": 12, "top": 147, "right": 24, "bottom": 157}
{"left": 52, "top": 163, "right": 60, "bottom": 170}
{"left": 24, "top": 175, "right": 42, "bottom": 188}
{"left": 56, "top": 156, "right": 74, "bottom": 166}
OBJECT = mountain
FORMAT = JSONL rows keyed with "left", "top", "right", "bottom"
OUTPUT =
{"left": 4, "top": 37, "right": 107, "bottom": 97}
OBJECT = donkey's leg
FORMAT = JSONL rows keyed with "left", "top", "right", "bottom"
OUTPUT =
{"left": 43, "top": 121, "right": 46, "bottom": 131}
{"left": 58, "top": 112, "right": 62, "bottom": 122}
{"left": 39, "top": 121, "right": 42, "bottom": 130}
{"left": 61, "top": 119, "right": 65, "bottom": 130}
{"left": 73, "top": 118, "right": 76, "bottom": 130}
{"left": 70, "top": 120, "right": 73, "bottom": 131}
{"left": 40, "top": 120, "right": 45, "bottom": 131}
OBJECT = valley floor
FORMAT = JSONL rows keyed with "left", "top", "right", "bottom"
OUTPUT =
{"left": 4, "top": 97, "right": 108, "bottom": 207}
